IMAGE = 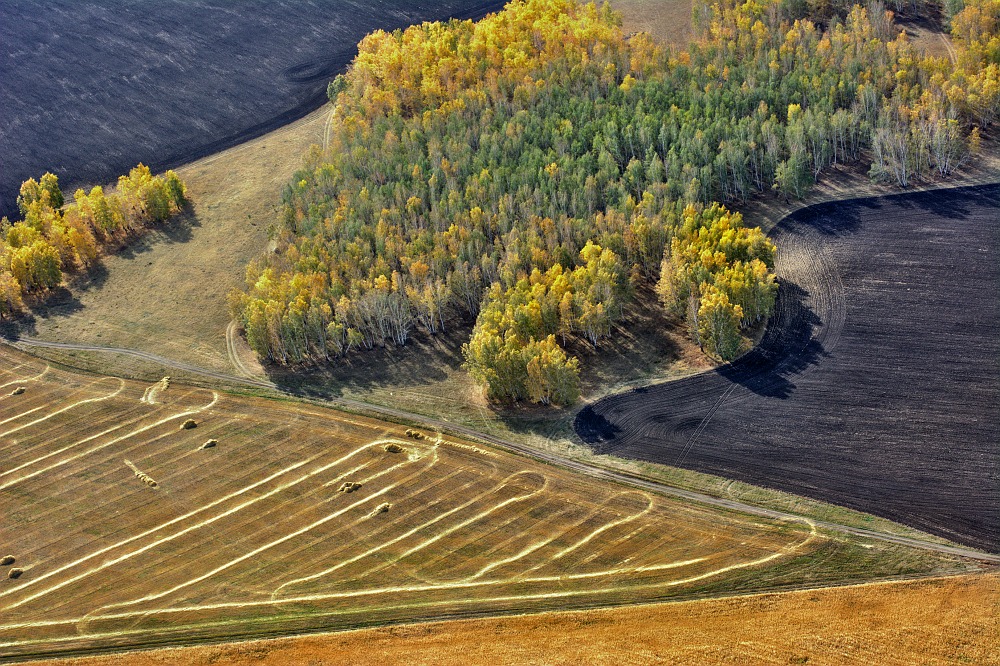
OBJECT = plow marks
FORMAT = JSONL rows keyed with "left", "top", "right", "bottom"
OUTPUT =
{"left": 0, "top": 345, "right": 824, "bottom": 658}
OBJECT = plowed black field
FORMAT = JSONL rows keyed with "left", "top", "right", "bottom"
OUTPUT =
{"left": 576, "top": 185, "right": 1000, "bottom": 552}
{"left": 0, "top": 0, "right": 504, "bottom": 219}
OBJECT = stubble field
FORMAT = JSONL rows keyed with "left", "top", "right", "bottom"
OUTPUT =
{"left": 0, "top": 344, "right": 980, "bottom": 661}
{"left": 577, "top": 184, "right": 1000, "bottom": 553}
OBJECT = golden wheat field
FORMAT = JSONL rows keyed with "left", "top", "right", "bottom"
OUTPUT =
{"left": 0, "top": 345, "right": 977, "bottom": 660}
{"left": 32, "top": 574, "right": 1000, "bottom": 666}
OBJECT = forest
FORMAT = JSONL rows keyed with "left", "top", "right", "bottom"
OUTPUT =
{"left": 231, "top": 0, "right": 1000, "bottom": 404}
{"left": 0, "top": 165, "right": 188, "bottom": 318}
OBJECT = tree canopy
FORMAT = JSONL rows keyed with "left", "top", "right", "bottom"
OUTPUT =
{"left": 0, "top": 165, "right": 187, "bottom": 317}
{"left": 232, "top": 0, "right": 998, "bottom": 403}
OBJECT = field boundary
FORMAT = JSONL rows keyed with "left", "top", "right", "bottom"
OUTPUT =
{"left": 3, "top": 337, "right": 996, "bottom": 564}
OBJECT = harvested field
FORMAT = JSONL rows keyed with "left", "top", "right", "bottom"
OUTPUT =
{"left": 577, "top": 184, "right": 1000, "bottom": 552}
{"left": 0, "top": 0, "right": 509, "bottom": 220}
{"left": 28, "top": 573, "right": 1000, "bottom": 666}
{"left": 0, "top": 344, "right": 980, "bottom": 661}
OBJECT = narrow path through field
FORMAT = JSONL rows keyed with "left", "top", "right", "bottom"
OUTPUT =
{"left": 939, "top": 31, "right": 959, "bottom": 64}
{"left": 225, "top": 321, "right": 257, "bottom": 379}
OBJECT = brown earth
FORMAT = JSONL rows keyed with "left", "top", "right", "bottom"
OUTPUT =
{"left": 31, "top": 573, "right": 1000, "bottom": 666}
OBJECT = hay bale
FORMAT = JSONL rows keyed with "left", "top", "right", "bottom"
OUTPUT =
{"left": 181, "top": 419, "right": 197, "bottom": 430}
{"left": 10, "top": 387, "right": 25, "bottom": 396}
{"left": 405, "top": 429, "right": 424, "bottom": 439}
{"left": 404, "top": 428, "right": 415, "bottom": 437}
{"left": 201, "top": 439, "right": 218, "bottom": 449}
{"left": 370, "top": 502, "right": 391, "bottom": 517}
{"left": 338, "top": 481, "right": 362, "bottom": 493}
{"left": 134, "top": 470, "right": 158, "bottom": 488}
{"left": 0, "top": 556, "right": 13, "bottom": 566}
{"left": 7, "top": 568, "right": 22, "bottom": 580}
{"left": 383, "top": 442, "right": 404, "bottom": 453}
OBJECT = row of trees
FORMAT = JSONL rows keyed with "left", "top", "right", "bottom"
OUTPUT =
{"left": 0, "top": 165, "right": 187, "bottom": 318}
{"left": 232, "top": 0, "right": 1000, "bottom": 404}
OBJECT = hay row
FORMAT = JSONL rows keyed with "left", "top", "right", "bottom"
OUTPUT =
{"left": 1, "top": 460, "right": 317, "bottom": 610}
{"left": 350, "top": 472, "right": 548, "bottom": 584}
{"left": 0, "top": 394, "right": 218, "bottom": 492}
{"left": 4, "top": 443, "right": 432, "bottom": 610}
{"left": 124, "top": 460, "right": 157, "bottom": 489}
{"left": 0, "top": 378, "right": 125, "bottom": 440}
{"left": 270, "top": 467, "right": 478, "bottom": 599}
{"left": 84, "top": 453, "right": 441, "bottom": 618}
{"left": 0, "top": 365, "right": 49, "bottom": 391}
{"left": 38, "top": 524, "right": 816, "bottom": 630}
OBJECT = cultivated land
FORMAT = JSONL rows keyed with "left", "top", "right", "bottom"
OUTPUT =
{"left": 0, "top": 344, "right": 986, "bottom": 661}
{"left": 0, "top": 0, "right": 508, "bottom": 220}
{"left": 30, "top": 573, "right": 1000, "bottom": 666}
{"left": 6, "top": 0, "right": 993, "bottom": 555}
{"left": 577, "top": 184, "right": 1000, "bottom": 552}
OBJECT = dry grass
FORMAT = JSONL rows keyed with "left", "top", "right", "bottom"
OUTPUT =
{"left": 31, "top": 573, "right": 1000, "bottom": 666}
{"left": 0, "top": 344, "right": 981, "bottom": 660}
{"left": 21, "top": 105, "right": 330, "bottom": 375}
{"left": 609, "top": 0, "right": 693, "bottom": 46}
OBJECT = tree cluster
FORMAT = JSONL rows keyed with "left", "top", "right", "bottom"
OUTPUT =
{"left": 0, "top": 165, "right": 187, "bottom": 318}
{"left": 463, "top": 241, "right": 626, "bottom": 404}
{"left": 658, "top": 204, "right": 777, "bottom": 360}
{"left": 233, "top": 0, "right": 999, "bottom": 404}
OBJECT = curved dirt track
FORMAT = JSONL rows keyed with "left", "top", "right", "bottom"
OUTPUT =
{"left": 576, "top": 184, "right": 1000, "bottom": 552}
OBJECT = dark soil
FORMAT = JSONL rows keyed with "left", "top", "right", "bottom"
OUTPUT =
{"left": 575, "top": 184, "right": 1000, "bottom": 552}
{"left": 0, "top": 0, "right": 507, "bottom": 220}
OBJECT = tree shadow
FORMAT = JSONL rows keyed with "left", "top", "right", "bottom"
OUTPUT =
{"left": 263, "top": 321, "right": 474, "bottom": 401}
{"left": 115, "top": 208, "right": 200, "bottom": 260}
{"left": 718, "top": 280, "right": 826, "bottom": 399}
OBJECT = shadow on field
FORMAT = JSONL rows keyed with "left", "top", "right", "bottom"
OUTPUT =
{"left": 266, "top": 322, "right": 473, "bottom": 402}
{"left": 575, "top": 183, "right": 1000, "bottom": 552}
{"left": 718, "top": 281, "right": 826, "bottom": 399}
